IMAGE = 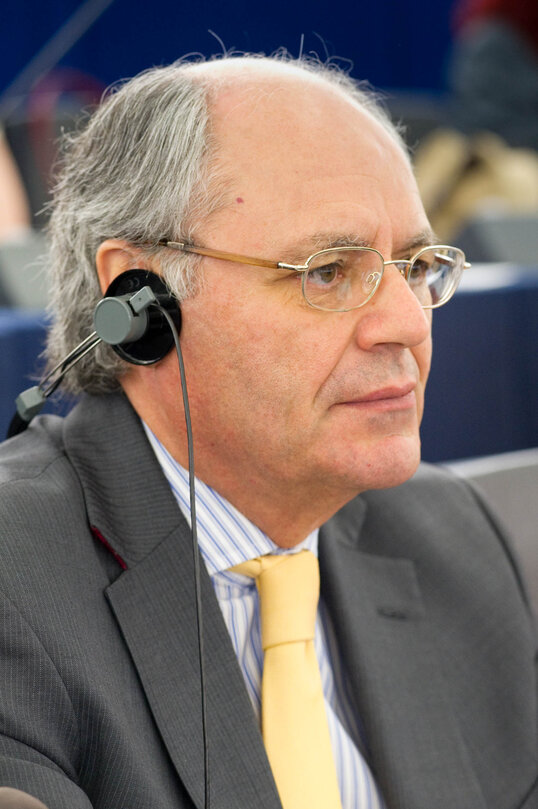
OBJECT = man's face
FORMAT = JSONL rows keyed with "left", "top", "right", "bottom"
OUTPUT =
{"left": 145, "top": 69, "right": 433, "bottom": 536}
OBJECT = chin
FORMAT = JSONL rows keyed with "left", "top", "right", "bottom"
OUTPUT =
{"left": 327, "top": 432, "right": 422, "bottom": 494}
{"left": 368, "top": 434, "right": 422, "bottom": 491}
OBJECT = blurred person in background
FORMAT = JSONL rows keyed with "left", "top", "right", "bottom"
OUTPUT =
{"left": 448, "top": 0, "right": 538, "bottom": 150}
{"left": 412, "top": 0, "right": 538, "bottom": 244}
{"left": 0, "top": 130, "right": 31, "bottom": 244}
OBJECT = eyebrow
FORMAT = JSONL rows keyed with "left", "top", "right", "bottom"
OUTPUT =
{"left": 280, "top": 228, "right": 438, "bottom": 262}
{"left": 280, "top": 232, "right": 370, "bottom": 261}
{"left": 395, "top": 229, "right": 438, "bottom": 256}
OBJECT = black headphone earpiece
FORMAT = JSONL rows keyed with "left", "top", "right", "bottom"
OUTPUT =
{"left": 8, "top": 269, "right": 182, "bottom": 438}
{"left": 95, "top": 269, "right": 181, "bottom": 365}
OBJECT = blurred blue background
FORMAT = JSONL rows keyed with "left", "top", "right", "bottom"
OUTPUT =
{"left": 1, "top": 0, "right": 455, "bottom": 96}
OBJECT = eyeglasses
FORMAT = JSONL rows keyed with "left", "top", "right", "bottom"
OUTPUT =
{"left": 159, "top": 240, "right": 470, "bottom": 312}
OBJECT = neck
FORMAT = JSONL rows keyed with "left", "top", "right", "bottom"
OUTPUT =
{"left": 173, "top": 448, "right": 356, "bottom": 548}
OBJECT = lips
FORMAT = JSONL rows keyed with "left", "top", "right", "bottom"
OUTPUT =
{"left": 335, "top": 381, "right": 417, "bottom": 411}
{"left": 354, "top": 382, "right": 416, "bottom": 403}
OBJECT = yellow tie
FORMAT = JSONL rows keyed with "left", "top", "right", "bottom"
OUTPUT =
{"left": 231, "top": 550, "right": 342, "bottom": 809}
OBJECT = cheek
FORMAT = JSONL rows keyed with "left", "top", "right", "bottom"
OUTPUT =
{"left": 414, "top": 334, "right": 432, "bottom": 416}
{"left": 181, "top": 307, "right": 293, "bottom": 425}
{"left": 224, "top": 327, "right": 320, "bottom": 413}
{"left": 212, "top": 295, "right": 335, "bottom": 388}
{"left": 420, "top": 315, "right": 433, "bottom": 376}
{"left": 182, "top": 283, "right": 349, "bottom": 427}
{"left": 418, "top": 338, "right": 432, "bottom": 378}
{"left": 413, "top": 307, "right": 432, "bottom": 376}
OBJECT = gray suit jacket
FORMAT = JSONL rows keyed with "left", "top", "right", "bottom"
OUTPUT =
{"left": 0, "top": 394, "right": 536, "bottom": 809}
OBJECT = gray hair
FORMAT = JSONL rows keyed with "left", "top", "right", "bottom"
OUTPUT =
{"left": 45, "top": 53, "right": 406, "bottom": 395}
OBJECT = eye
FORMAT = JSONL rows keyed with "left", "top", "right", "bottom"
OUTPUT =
{"left": 408, "top": 259, "right": 429, "bottom": 284}
{"left": 306, "top": 262, "right": 343, "bottom": 287}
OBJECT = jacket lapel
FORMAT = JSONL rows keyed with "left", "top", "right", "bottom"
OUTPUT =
{"left": 319, "top": 499, "right": 487, "bottom": 809}
{"left": 105, "top": 525, "right": 280, "bottom": 809}
{"left": 64, "top": 394, "right": 281, "bottom": 809}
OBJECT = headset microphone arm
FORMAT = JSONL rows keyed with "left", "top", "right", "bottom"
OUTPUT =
{"left": 7, "top": 284, "right": 157, "bottom": 439}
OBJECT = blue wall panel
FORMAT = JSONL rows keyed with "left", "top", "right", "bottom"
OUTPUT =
{"left": 1, "top": 0, "right": 455, "bottom": 102}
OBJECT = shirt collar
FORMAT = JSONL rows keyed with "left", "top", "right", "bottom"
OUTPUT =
{"left": 142, "top": 422, "right": 319, "bottom": 577}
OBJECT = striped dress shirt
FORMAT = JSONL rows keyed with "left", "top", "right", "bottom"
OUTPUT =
{"left": 144, "top": 425, "right": 386, "bottom": 809}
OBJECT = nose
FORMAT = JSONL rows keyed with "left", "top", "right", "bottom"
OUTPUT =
{"left": 354, "top": 263, "right": 431, "bottom": 351}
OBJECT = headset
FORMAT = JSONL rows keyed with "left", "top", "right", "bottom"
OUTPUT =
{"left": 8, "top": 269, "right": 180, "bottom": 438}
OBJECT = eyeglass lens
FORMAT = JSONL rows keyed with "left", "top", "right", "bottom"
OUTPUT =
{"left": 408, "top": 246, "right": 464, "bottom": 308}
{"left": 303, "top": 246, "right": 464, "bottom": 311}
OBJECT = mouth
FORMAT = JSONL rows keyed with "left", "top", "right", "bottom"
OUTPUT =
{"left": 336, "top": 382, "right": 417, "bottom": 412}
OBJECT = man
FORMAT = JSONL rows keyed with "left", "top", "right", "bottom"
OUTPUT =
{"left": 0, "top": 55, "right": 536, "bottom": 809}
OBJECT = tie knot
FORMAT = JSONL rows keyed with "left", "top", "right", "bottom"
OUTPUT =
{"left": 231, "top": 550, "right": 319, "bottom": 650}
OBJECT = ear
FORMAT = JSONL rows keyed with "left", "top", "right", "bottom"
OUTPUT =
{"left": 95, "top": 239, "right": 150, "bottom": 296}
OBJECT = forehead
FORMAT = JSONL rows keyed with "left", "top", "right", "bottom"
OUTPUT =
{"left": 208, "top": 66, "right": 402, "bottom": 165}
{"left": 198, "top": 65, "right": 426, "bottom": 252}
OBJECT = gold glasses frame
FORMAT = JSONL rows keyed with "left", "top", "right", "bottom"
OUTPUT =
{"left": 159, "top": 240, "right": 471, "bottom": 312}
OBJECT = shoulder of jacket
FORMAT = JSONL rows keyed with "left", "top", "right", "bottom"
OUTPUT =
{"left": 0, "top": 414, "right": 67, "bottom": 485}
